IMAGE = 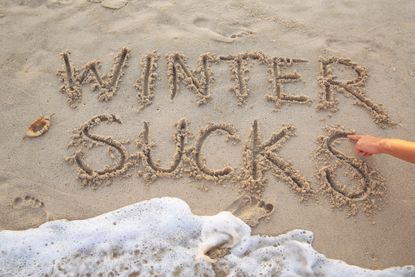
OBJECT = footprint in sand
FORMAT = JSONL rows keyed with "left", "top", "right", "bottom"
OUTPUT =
{"left": 88, "top": 0, "right": 128, "bottom": 10}
{"left": 13, "top": 195, "right": 45, "bottom": 209}
{"left": 0, "top": 175, "right": 49, "bottom": 230}
{"left": 18, "top": 0, "right": 74, "bottom": 8}
{"left": 0, "top": 194, "right": 48, "bottom": 230}
{"left": 192, "top": 17, "right": 254, "bottom": 43}
{"left": 226, "top": 195, "right": 274, "bottom": 227}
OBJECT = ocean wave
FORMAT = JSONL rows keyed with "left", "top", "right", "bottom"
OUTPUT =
{"left": 0, "top": 197, "right": 413, "bottom": 276}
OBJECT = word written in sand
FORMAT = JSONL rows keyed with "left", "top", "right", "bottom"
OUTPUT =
{"left": 65, "top": 115, "right": 385, "bottom": 214}
{"left": 65, "top": 115, "right": 313, "bottom": 200}
{"left": 57, "top": 49, "right": 393, "bottom": 127}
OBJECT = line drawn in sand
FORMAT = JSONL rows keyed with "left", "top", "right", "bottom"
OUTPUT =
{"left": 240, "top": 120, "right": 312, "bottom": 200}
{"left": 57, "top": 48, "right": 130, "bottom": 107}
{"left": 187, "top": 122, "right": 240, "bottom": 183}
{"left": 136, "top": 118, "right": 190, "bottom": 184}
{"left": 167, "top": 53, "right": 216, "bottom": 105}
{"left": 218, "top": 53, "right": 311, "bottom": 108}
{"left": 65, "top": 114, "right": 137, "bottom": 187}
{"left": 265, "top": 57, "right": 311, "bottom": 109}
{"left": 219, "top": 52, "right": 268, "bottom": 105}
{"left": 317, "top": 57, "right": 393, "bottom": 128}
{"left": 57, "top": 50, "right": 91, "bottom": 108}
{"left": 135, "top": 51, "right": 160, "bottom": 110}
{"left": 86, "top": 47, "right": 130, "bottom": 102}
{"left": 314, "top": 125, "right": 386, "bottom": 216}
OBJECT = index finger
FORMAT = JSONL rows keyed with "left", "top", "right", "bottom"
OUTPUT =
{"left": 347, "top": 134, "right": 362, "bottom": 142}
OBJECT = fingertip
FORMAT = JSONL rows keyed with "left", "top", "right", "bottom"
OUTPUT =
{"left": 347, "top": 134, "right": 360, "bottom": 141}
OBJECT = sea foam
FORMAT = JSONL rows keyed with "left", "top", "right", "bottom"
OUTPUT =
{"left": 0, "top": 197, "right": 413, "bottom": 276}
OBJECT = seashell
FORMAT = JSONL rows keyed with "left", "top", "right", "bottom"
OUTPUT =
{"left": 25, "top": 114, "right": 54, "bottom": 138}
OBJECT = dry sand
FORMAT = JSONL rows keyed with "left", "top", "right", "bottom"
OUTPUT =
{"left": 0, "top": 0, "right": 414, "bottom": 270}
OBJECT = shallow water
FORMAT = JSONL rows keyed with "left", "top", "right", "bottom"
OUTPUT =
{"left": 0, "top": 197, "right": 413, "bottom": 276}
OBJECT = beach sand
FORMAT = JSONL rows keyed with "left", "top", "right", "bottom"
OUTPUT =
{"left": 0, "top": 0, "right": 414, "bottom": 270}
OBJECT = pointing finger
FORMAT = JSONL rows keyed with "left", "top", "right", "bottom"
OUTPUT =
{"left": 347, "top": 134, "right": 362, "bottom": 142}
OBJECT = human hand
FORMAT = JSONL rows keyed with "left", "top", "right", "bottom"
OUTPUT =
{"left": 347, "top": 134, "right": 387, "bottom": 157}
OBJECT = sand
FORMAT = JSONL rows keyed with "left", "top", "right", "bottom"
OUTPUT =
{"left": 0, "top": 0, "right": 414, "bottom": 270}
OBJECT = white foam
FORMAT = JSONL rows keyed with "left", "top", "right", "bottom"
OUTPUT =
{"left": 0, "top": 197, "right": 413, "bottom": 276}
